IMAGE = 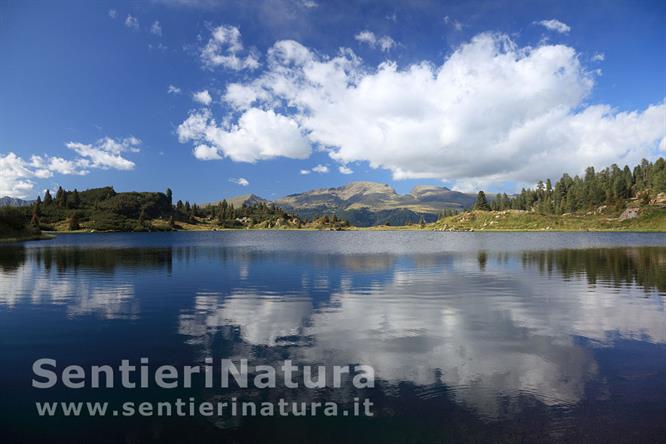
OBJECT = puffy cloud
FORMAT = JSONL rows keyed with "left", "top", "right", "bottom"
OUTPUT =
{"left": 0, "top": 153, "right": 36, "bottom": 198}
{"left": 312, "top": 164, "right": 329, "bottom": 173}
{"left": 200, "top": 25, "right": 260, "bottom": 70}
{"left": 150, "top": 21, "right": 162, "bottom": 36}
{"left": 108, "top": 9, "right": 117, "bottom": 19}
{"left": 338, "top": 165, "right": 353, "bottom": 175}
{"left": 300, "top": 164, "right": 334, "bottom": 174}
{"left": 178, "top": 108, "right": 311, "bottom": 162}
{"left": 354, "top": 30, "right": 395, "bottom": 51}
{"left": 302, "top": 0, "right": 318, "bottom": 8}
{"left": 65, "top": 136, "right": 140, "bottom": 171}
{"left": 537, "top": 19, "right": 571, "bottom": 34}
{"left": 0, "top": 137, "right": 140, "bottom": 197}
{"left": 192, "top": 89, "right": 212, "bottom": 106}
{"left": 592, "top": 52, "right": 605, "bottom": 62}
{"left": 193, "top": 144, "right": 222, "bottom": 160}
{"left": 167, "top": 84, "right": 181, "bottom": 94}
{"left": 40, "top": 156, "right": 89, "bottom": 176}
{"left": 124, "top": 15, "right": 139, "bottom": 30}
{"left": 229, "top": 177, "right": 250, "bottom": 186}
{"left": 203, "top": 33, "right": 665, "bottom": 191}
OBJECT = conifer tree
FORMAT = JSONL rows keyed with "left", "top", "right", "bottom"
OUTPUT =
{"left": 166, "top": 188, "right": 173, "bottom": 207}
{"left": 31, "top": 202, "right": 41, "bottom": 227}
{"left": 473, "top": 191, "right": 491, "bottom": 211}
{"left": 68, "top": 212, "right": 80, "bottom": 231}
{"left": 70, "top": 189, "right": 80, "bottom": 209}
{"left": 55, "top": 187, "right": 66, "bottom": 207}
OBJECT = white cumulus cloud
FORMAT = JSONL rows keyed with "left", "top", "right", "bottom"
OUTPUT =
{"left": 592, "top": 52, "right": 605, "bottom": 62}
{"left": 536, "top": 19, "right": 571, "bottom": 34}
{"left": 178, "top": 107, "right": 311, "bottom": 163}
{"left": 205, "top": 33, "right": 664, "bottom": 191}
{"left": 229, "top": 177, "right": 250, "bottom": 186}
{"left": 108, "top": 9, "right": 117, "bottom": 19}
{"left": 0, "top": 153, "right": 37, "bottom": 198}
{"left": 193, "top": 144, "right": 222, "bottom": 160}
{"left": 311, "top": 164, "right": 329, "bottom": 173}
{"left": 66, "top": 136, "right": 140, "bottom": 171}
{"left": 167, "top": 84, "right": 182, "bottom": 94}
{"left": 0, "top": 137, "right": 140, "bottom": 198}
{"left": 192, "top": 89, "right": 212, "bottom": 106}
{"left": 338, "top": 165, "right": 353, "bottom": 175}
{"left": 201, "top": 25, "right": 260, "bottom": 70}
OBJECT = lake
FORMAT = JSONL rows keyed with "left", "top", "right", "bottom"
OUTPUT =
{"left": 1, "top": 232, "right": 666, "bottom": 443}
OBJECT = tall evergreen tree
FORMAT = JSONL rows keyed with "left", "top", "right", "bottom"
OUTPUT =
{"left": 473, "top": 191, "right": 491, "bottom": 211}
{"left": 68, "top": 212, "right": 80, "bottom": 231}
{"left": 70, "top": 189, "right": 80, "bottom": 209}
{"left": 31, "top": 201, "right": 41, "bottom": 227}
{"left": 55, "top": 186, "right": 66, "bottom": 207}
{"left": 166, "top": 188, "right": 173, "bottom": 207}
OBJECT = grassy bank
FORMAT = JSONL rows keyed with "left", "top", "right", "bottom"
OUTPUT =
{"left": 429, "top": 206, "right": 666, "bottom": 232}
{"left": 0, "top": 233, "right": 54, "bottom": 243}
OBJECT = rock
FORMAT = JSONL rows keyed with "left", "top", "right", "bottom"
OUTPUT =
{"left": 619, "top": 207, "right": 640, "bottom": 221}
{"left": 651, "top": 192, "right": 666, "bottom": 207}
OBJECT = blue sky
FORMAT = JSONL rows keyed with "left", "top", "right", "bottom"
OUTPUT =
{"left": 1, "top": 0, "right": 665, "bottom": 202}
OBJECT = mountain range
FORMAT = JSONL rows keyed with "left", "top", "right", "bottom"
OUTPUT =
{"left": 0, "top": 196, "right": 33, "bottom": 207}
{"left": 227, "top": 182, "right": 477, "bottom": 226}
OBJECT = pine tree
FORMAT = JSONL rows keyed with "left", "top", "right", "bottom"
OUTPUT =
{"left": 166, "top": 188, "right": 173, "bottom": 207}
{"left": 70, "top": 189, "right": 80, "bottom": 209}
{"left": 55, "top": 186, "right": 66, "bottom": 207}
{"left": 43, "top": 190, "right": 53, "bottom": 206}
{"left": 31, "top": 202, "right": 41, "bottom": 227}
{"left": 68, "top": 212, "right": 80, "bottom": 231}
{"left": 473, "top": 191, "right": 491, "bottom": 211}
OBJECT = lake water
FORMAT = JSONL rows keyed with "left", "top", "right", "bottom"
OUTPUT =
{"left": 1, "top": 232, "right": 666, "bottom": 443}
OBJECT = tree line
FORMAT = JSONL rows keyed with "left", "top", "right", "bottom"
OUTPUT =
{"left": 473, "top": 157, "right": 666, "bottom": 213}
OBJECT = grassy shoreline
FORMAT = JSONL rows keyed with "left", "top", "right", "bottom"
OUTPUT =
{"left": 7, "top": 206, "right": 665, "bottom": 237}
{"left": 0, "top": 233, "right": 55, "bottom": 243}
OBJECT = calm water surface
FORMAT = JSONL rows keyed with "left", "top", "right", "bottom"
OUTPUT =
{"left": 1, "top": 232, "right": 665, "bottom": 443}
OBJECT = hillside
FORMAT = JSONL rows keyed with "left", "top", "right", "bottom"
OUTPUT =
{"left": 430, "top": 205, "right": 666, "bottom": 232}
{"left": 275, "top": 181, "right": 475, "bottom": 226}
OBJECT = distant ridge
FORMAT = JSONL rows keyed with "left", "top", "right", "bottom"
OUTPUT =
{"left": 276, "top": 181, "right": 475, "bottom": 213}
{"left": 0, "top": 196, "right": 34, "bottom": 207}
{"left": 273, "top": 181, "right": 476, "bottom": 226}
{"left": 211, "top": 193, "right": 270, "bottom": 208}
{"left": 204, "top": 182, "right": 475, "bottom": 226}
